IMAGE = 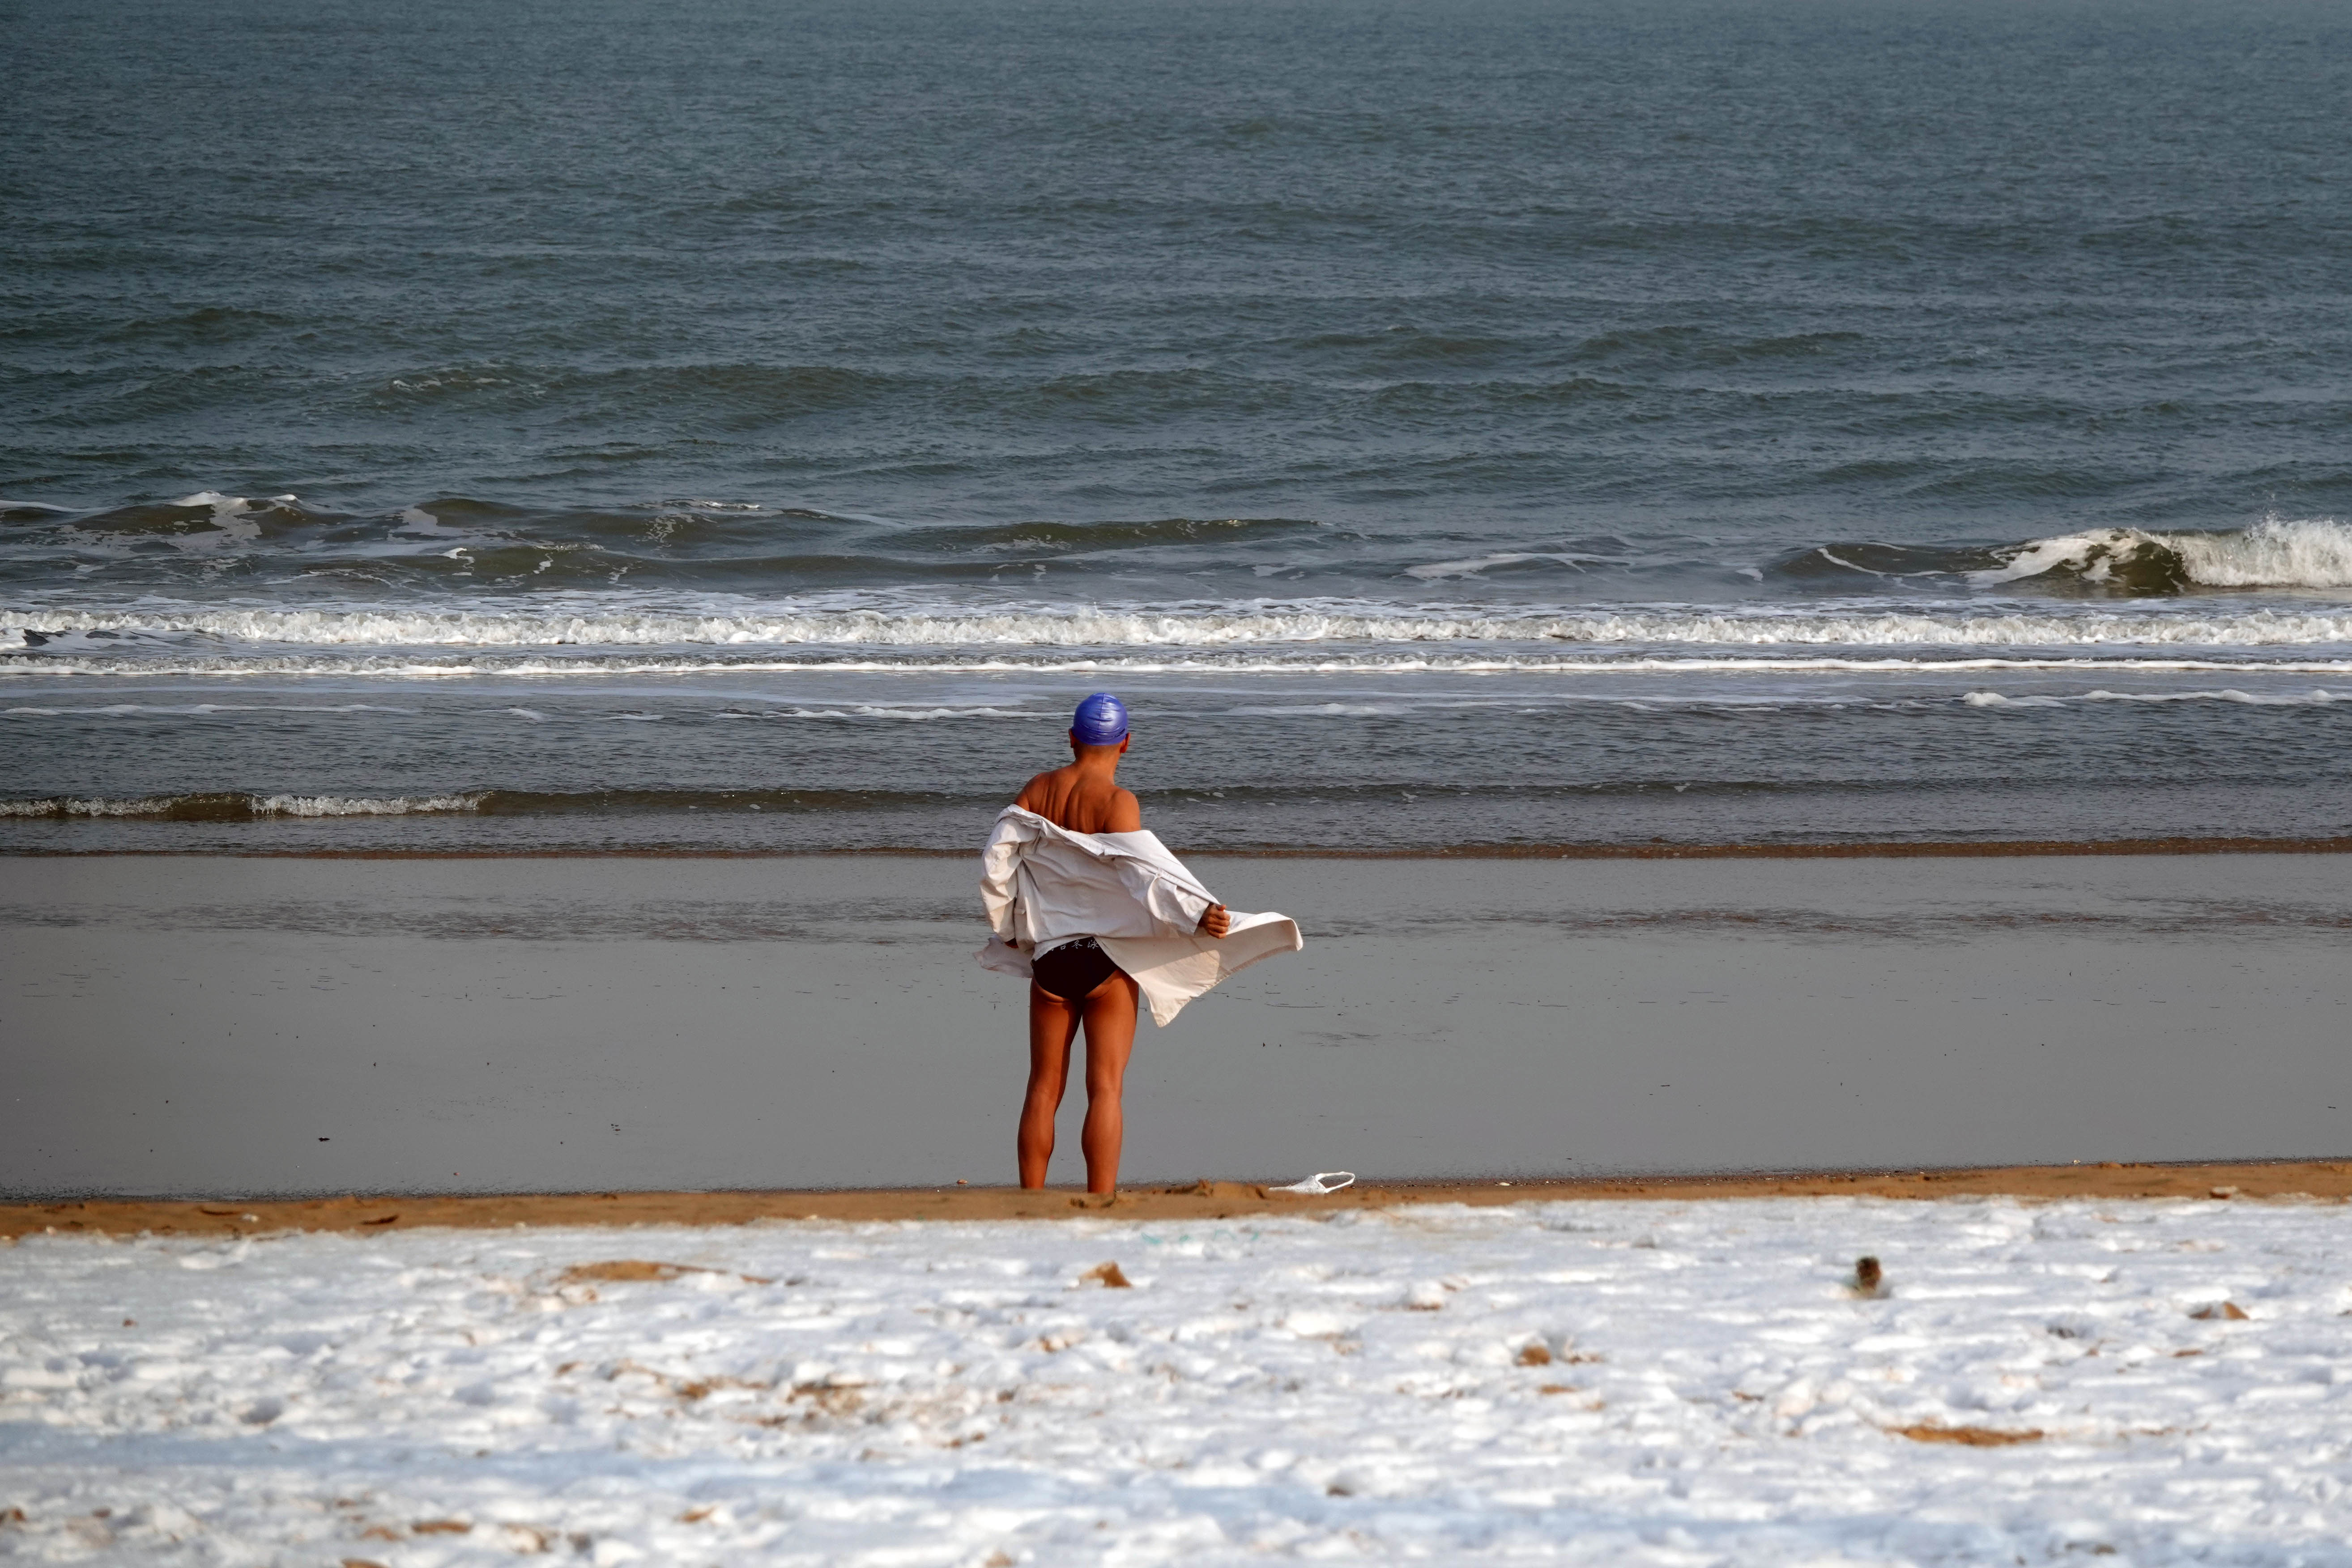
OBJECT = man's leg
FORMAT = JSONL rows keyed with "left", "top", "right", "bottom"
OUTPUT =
{"left": 1020, "top": 984, "right": 1082, "bottom": 1188}
{"left": 1078, "top": 971, "right": 1141, "bottom": 1194}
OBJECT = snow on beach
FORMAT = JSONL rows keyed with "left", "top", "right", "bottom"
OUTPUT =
{"left": 2, "top": 1198, "right": 2348, "bottom": 1566}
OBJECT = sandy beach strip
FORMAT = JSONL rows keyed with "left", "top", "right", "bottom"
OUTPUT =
{"left": 9, "top": 851, "right": 2351, "bottom": 1197}
{"left": 5, "top": 1160, "right": 2348, "bottom": 1239}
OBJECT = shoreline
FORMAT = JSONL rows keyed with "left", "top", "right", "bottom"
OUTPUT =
{"left": 9, "top": 834, "right": 2352, "bottom": 860}
{"left": 8, "top": 1161, "right": 2348, "bottom": 1238}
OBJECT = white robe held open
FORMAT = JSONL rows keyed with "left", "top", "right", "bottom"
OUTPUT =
{"left": 977, "top": 805, "right": 1303, "bottom": 1026}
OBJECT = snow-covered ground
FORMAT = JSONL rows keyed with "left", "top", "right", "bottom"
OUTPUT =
{"left": 2, "top": 1198, "right": 2348, "bottom": 1566}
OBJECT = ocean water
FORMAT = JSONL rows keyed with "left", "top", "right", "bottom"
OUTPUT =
{"left": 7, "top": 0, "right": 2352, "bottom": 852}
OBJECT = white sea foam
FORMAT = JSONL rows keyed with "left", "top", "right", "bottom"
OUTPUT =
{"left": 386, "top": 372, "right": 510, "bottom": 392}
{"left": 171, "top": 490, "right": 295, "bottom": 511}
{"left": 15, "top": 597, "right": 2352, "bottom": 652}
{"left": 1403, "top": 551, "right": 1611, "bottom": 580}
{"left": 1225, "top": 700, "right": 1505, "bottom": 717}
{"left": 4, "top": 1201, "right": 2348, "bottom": 1564}
{"left": 753, "top": 704, "right": 1044, "bottom": 720}
{"left": 0, "top": 796, "right": 163, "bottom": 817}
{"left": 1964, "top": 687, "right": 2346, "bottom": 709}
{"left": 1973, "top": 516, "right": 2352, "bottom": 589}
{"left": 13, "top": 649, "right": 2352, "bottom": 680}
{"left": 0, "top": 793, "right": 483, "bottom": 818}
{"left": 247, "top": 793, "right": 484, "bottom": 816}
{"left": 2169, "top": 518, "right": 2352, "bottom": 586}
{"left": 2079, "top": 686, "right": 2345, "bottom": 705}
{"left": 141, "top": 491, "right": 298, "bottom": 552}
{"left": 1, "top": 703, "right": 413, "bottom": 716}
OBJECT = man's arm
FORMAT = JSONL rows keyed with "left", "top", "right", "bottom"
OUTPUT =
{"left": 1103, "top": 792, "right": 1223, "bottom": 936}
{"left": 1104, "top": 788, "right": 1224, "bottom": 933}
{"left": 1123, "top": 791, "right": 1226, "bottom": 933}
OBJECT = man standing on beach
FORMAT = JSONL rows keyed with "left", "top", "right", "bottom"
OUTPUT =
{"left": 979, "top": 693, "right": 1300, "bottom": 1193}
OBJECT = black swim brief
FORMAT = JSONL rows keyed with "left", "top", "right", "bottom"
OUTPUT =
{"left": 1031, "top": 936, "right": 1123, "bottom": 1001}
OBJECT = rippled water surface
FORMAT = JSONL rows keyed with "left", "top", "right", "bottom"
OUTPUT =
{"left": 6, "top": 0, "right": 2351, "bottom": 849}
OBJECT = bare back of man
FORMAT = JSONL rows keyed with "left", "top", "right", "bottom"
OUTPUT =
{"left": 1011, "top": 700, "right": 1227, "bottom": 1193}
{"left": 1015, "top": 750, "right": 1144, "bottom": 836}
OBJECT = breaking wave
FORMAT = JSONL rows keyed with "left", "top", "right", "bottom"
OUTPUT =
{"left": 13, "top": 597, "right": 2352, "bottom": 656}
{"left": 1971, "top": 518, "right": 2352, "bottom": 591}
{"left": 0, "top": 793, "right": 486, "bottom": 820}
{"left": 0, "top": 788, "right": 979, "bottom": 822}
{"left": 1785, "top": 517, "right": 2352, "bottom": 594}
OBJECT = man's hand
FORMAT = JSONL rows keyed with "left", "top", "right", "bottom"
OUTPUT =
{"left": 1197, "top": 903, "right": 1231, "bottom": 939}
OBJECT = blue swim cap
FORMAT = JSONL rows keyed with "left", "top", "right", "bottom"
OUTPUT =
{"left": 1070, "top": 691, "right": 1129, "bottom": 746}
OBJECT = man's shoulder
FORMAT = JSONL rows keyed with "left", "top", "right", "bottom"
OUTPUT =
{"left": 1014, "top": 767, "right": 1068, "bottom": 807}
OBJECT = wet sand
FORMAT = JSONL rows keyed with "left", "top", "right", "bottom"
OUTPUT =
{"left": 4, "top": 852, "right": 2348, "bottom": 1198}
{"left": 4, "top": 1161, "right": 2349, "bottom": 1240}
